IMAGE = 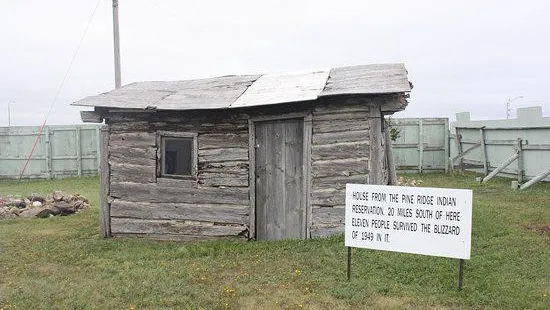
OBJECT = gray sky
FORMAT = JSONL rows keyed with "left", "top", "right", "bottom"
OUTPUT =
{"left": 1, "top": 0, "right": 549, "bottom": 126}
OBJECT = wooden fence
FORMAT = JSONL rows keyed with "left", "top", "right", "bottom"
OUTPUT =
{"left": 0, "top": 125, "right": 101, "bottom": 179}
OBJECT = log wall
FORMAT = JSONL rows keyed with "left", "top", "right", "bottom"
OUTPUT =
{"left": 310, "top": 101, "right": 370, "bottom": 237}
{"left": 106, "top": 111, "right": 250, "bottom": 241}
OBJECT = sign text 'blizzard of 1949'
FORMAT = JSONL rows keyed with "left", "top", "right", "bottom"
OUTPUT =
{"left": 345, "top": 184, "right": 473, "bottom": 259}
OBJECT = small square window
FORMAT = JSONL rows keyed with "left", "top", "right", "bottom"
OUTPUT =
{"left": 159, "top": 133, "right": 197, "bottom": 178}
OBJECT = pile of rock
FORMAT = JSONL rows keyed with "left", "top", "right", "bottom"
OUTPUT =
{"left": 0, "top": 191, "right": 90, "bottom": 220}
{"left": 397, "top": 176, "right": 424, "bottom": 187}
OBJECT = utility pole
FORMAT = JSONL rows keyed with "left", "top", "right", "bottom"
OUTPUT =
{"left": 113, "top": 0, "right": 122, "bottom": 88}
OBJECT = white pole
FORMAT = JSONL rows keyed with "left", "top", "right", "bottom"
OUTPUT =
{"left": 8, "top": 100, "right": 12, "bottom": 127}
{"left": 520, "top": 168, "right": 550, "bottom": 190}
{"left": 113, "top": 0, "right": 122, "bottom": 89}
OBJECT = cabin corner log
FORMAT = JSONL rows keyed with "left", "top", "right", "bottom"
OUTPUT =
{"left": 99, "top": 126, "right": 111, "bottom": 238}
{"left": 369, "top": 104, "right": 384, "bottom": 185}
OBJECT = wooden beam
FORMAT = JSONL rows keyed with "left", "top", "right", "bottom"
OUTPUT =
{"left": 303, "top": 114, "right": 313, "bottom": 239}
{"left": 479, "top": 128, "right": 488, "bottom": 175}
{"left": 247, "top": 119, "right": 256, "bottom": 240}
{"left": 99, "top": 126, "right": 111, "bottom": 238}
{"left": 369, "top": 104, "right": 384, "bottom": 184}
{"left": 451, "top": 141, "right": 481, "bottom": 163}
{"left": 516, "top": 138, "right": 524, "bottom": 184}
{"left": 454, "top": 128, "right": 464, "bottom": 172}
{"left": 520, "top": 168, "right": 550, "bottom": 190}
{"left": 482, "top": 151, "right": 519, "bottom": 183}
{"left": 80, "top": 111, "right": 103, "bottom": 123}
{"left": 384, "top": 120, "right": 397, "bottom": 185}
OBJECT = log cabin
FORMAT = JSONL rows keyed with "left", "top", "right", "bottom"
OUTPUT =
{"left": 73, "top": 63, "right": 412, "bottom": 241}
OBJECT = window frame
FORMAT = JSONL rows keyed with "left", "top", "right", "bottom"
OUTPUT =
{"left": 157, "top": 131, "right": 198, "bottom": 179}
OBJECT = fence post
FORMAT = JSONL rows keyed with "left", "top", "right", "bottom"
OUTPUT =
{"left": 444, "top": 118, "right": 450, "bottom": 173}
{"left": 76, "top": 126, "right": 82, "bottom": 177}
{"left": 44, "top": 126, "right": 52, "bottom": 179}
{"left": 454, "top": 127, "right": 464, "bottom": 172}
{"left": 95, "top": 125, "right": 101, "bottom": 174}
{"left": 480, "top": 128, "right": 488, "bottom": 176}
{"left": 418, "top": 119, "right": 424, "bottom": 173}
{"left": 385, "top": 120, "right": 397, "bottom": 185}
{"left": 516, "top": 138, "right": 524, "bottom": 184}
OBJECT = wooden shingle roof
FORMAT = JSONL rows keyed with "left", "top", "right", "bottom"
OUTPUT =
{"left": 73, "top": 63, "right": 411, "bottom": 111}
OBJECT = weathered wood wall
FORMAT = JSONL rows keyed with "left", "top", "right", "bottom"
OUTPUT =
{"left": 106, "top": 111, "right": 250, "bottom": 241}
{"left": 103, "top": 95, "right": 401, "bottom": 241}
{"left": 309, "top": 100, "right": 370, "bottom": 237}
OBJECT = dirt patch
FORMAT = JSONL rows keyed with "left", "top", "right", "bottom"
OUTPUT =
{"left": 522, "top": 224, "right": 550, "bottom": 236}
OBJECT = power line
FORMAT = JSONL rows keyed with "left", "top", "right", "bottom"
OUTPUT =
{"left": 19, "top": 0, "right": 102, "bottom": 179}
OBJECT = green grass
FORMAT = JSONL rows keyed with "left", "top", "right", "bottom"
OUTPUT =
{"left": 0, "top": 174, "right": 548, "bottom": 309}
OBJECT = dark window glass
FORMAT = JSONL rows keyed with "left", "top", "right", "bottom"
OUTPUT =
{"left": 163, "top": 137, "right": 193, "bottom": 176}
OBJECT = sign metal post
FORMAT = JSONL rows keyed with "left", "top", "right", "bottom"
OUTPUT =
{"left": 458, "top": 258, "right": 464, "bottom": 291}
{"left": 347, "top": 247, "right": 351, "bottom": 281}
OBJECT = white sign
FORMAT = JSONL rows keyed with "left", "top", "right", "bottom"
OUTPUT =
{"left": 345, "top": 184, "right": 472, "bottom": 259}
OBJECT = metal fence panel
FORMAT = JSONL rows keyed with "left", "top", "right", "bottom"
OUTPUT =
{"left": 390, "top": 118, "right": 449, "bottom": 172}
{"left": 0, "top": 125, "right": 101, "bottom": 179}
{"left": 450, "top": 107, "right": 550, "bottom": 182}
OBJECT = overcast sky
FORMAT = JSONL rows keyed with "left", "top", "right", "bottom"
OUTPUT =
{"left": 1, "top": 0, "right": 549, "bottom": 126}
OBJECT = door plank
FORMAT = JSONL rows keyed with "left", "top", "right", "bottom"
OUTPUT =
{"left": 255, "top": 118, "right": 305, "bottom": 240}
{"left": 269, "top": 121, "right": 285, "bottom": 240}
{"left": 255, "top": 122, "right": 268, "bottom": 240}
{"left": 284, "top": 119, "right": 304, "bottom": 239}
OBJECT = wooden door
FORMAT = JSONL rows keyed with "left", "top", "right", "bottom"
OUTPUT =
{"left": 255, "top": 118, "right": 304, "bottom": 240}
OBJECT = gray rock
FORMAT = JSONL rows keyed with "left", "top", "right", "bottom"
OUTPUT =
{"left": 36, "top": 208, "right": 54, "bottom": 218}
{"left": 74, "top": 200, "right": 89, "bottom": 210}
{"left": 19, "top": 207, "right": 46, "bottom": 218}
{"left": 53, "top": 191, "right": 64, "bottom": 202}
{"left": 9, "top": 207, "right": 21, "bottom": 215}
{"left": 28, "top": 195, "right": 46, "bottom": 204}
{"left": 52, "top": 202, "right": 75, "bottom": 216}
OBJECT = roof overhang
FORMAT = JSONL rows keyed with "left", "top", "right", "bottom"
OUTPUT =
{"left": 74, "top": 63, "right": 411, "bottom": 122}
